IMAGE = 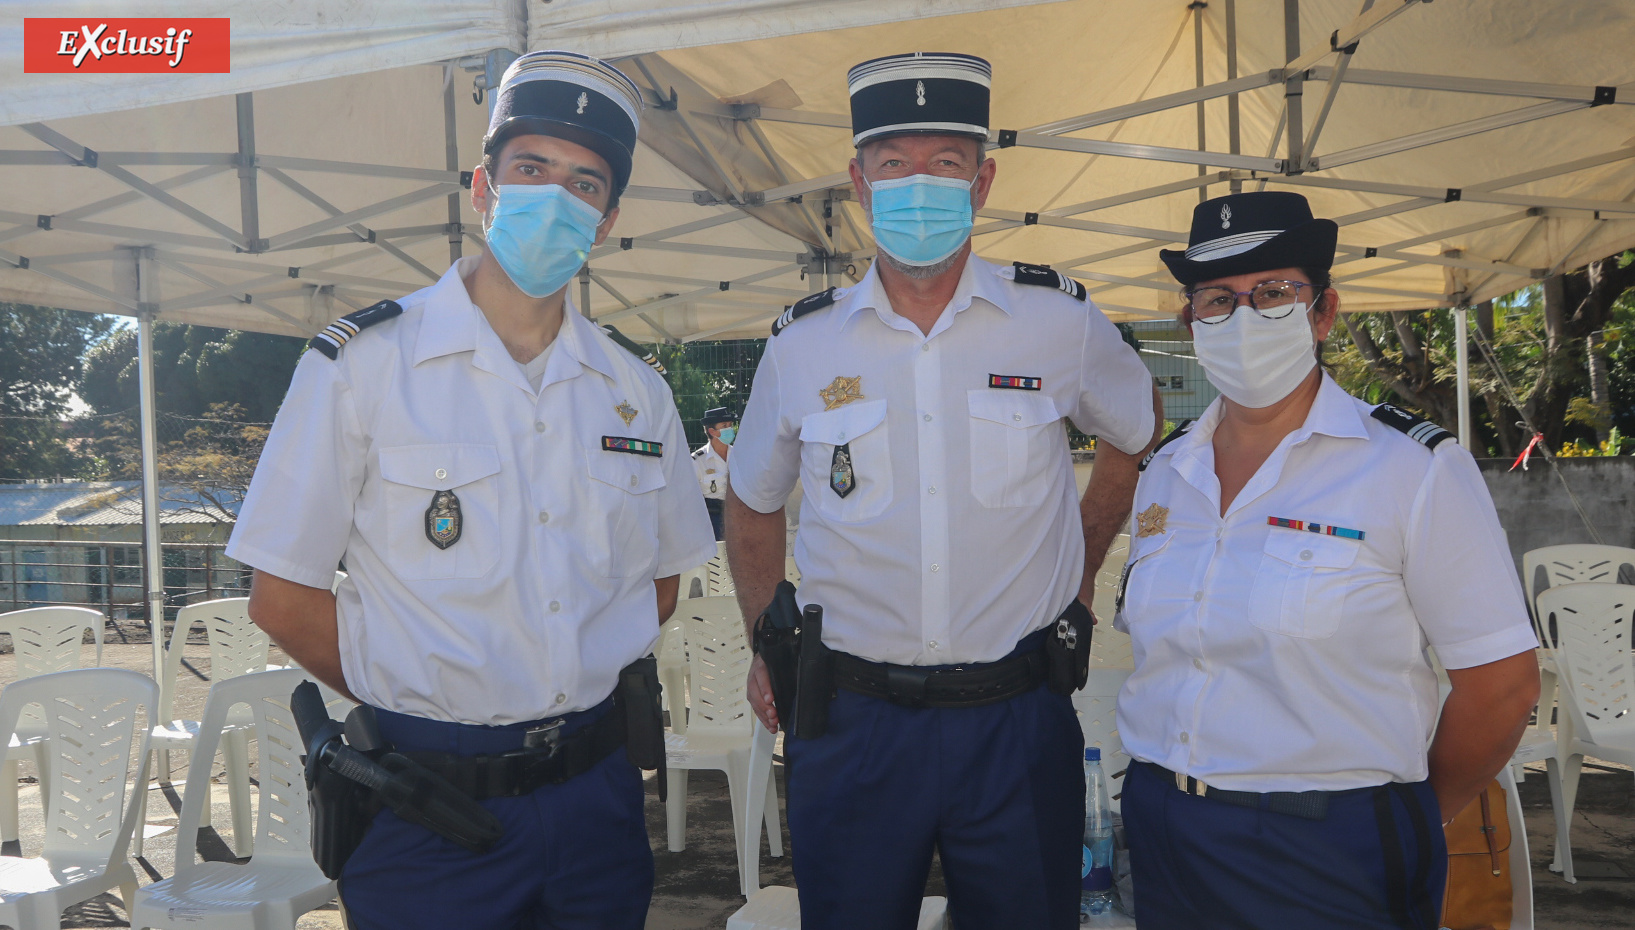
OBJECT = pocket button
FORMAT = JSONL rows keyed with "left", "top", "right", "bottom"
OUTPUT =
{"left": 1299, "top": 549, "right": 1314, "bottom": 561}
{"left": 434, "top": 468, "right": 447, "bottom": 480}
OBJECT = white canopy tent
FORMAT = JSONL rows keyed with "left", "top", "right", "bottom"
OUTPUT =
{"left": 3, "top": 0, "right": 1634, "bottom": 676}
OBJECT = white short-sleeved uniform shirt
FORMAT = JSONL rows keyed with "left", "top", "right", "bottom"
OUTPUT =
{"left": 1114, "top": 374, "right": 1537, "bottom": 791}
{"left": 693, "top": 443, "right": 729, "bottom": 500}
{"left": 730, "top": 257, "right": 1155, "bottom": 665}
{"left": 228, "top": 257, "right": 716, "bottom": 726}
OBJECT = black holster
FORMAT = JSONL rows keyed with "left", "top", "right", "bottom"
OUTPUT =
{"left": 617, "top": 655, "right": 668, "bottom": 801}
{"left": 1044, "top": 599, "right": 1094, "bottom": 695}
{"left": 753, "top": 580, "right": 834, "bottom": 740}
{"left": 305, "top": 740, "right": 380, "bottom": 880}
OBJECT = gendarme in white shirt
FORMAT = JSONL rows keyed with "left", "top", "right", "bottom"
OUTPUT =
{"left": 228, "top": 257, "right": 716, "bottom": 725}
{"left": 730, "top": 256, "right": 1155, "bottom": 666}
{"left": 1114, "top": 374, "right": 1537, "bottom": 792}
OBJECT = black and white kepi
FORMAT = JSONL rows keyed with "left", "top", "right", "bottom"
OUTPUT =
{"left": 484, "top": 50, "right": 644, "bottom": 194}
{"left": 701, "top": 407, "right": 737, "bottom": 427}
{"left": 847, "top": 52, "right": 991, "bottom": 147}
{"left": 1159, "top": 191, "right": 1338, "bottom": 286}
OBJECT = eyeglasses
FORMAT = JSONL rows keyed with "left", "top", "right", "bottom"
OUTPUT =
{"left": 1184, "top": 280, "right": 1317, "bottom": 323}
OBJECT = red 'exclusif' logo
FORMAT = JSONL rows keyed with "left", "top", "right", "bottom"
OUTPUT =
{"left": 23, "top": 19, "right": 230, "bottom": 73}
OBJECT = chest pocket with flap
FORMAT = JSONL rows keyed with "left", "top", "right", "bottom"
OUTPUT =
{"left": 1246, "top": 530, "right": 1361, "bottom": 639}
{"left": 378, "top": 444, "right": 502, "bottom": 580}
{"left": 968, "top": 390, "right": 1063, "bottom": 509}
{"left": 583, "top": 442, "right": 668, "bottom": 578}
{"left": 799, "top": 399, "right": 892, "bottom": 523}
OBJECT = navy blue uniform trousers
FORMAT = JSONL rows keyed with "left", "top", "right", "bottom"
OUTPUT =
{"left": 784, "top": 655, "right": 1085, "bottom": 930}
{"left": 1123, "top": 761, "right": 1448, "bottom": 929}
{"left": 340, "top": 699, "right": 652, "bottom": 930}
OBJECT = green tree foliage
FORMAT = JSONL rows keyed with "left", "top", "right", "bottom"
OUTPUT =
{"left": 656, "top": 339, "right": 765, "bottom": 447}
{"left": 1327, "top": 253, "right": 1635, "bottom": 457}
{"left": 0, "top": 303, "right": 113, "bottom": 480}
{"left": 80, "top": 322, "right": 306, "bottom": 421}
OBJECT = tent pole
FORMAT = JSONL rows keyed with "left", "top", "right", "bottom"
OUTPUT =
{"left": 579, "top": 265, "right": 592, "bottom": 318}
{"left": 1226, "top": 0, "right": 1241, "bottom": 192}
{"left": 1283, "top": 0, "right": 1305, "bottom": 174}
{"left": 1192, "top": 1, "right": 1209, "bottom": 202}
{"left": 135, "top": 253, "right": 165, "bottom": 684}
{"left": 1455, "top": 304, "right": 1472, "bottom": 447}
{"left": 444, "top": 63, "right": 463, "bottom": 265}
{"left": 235, "top": 94, "right": 261, "bottom": 252}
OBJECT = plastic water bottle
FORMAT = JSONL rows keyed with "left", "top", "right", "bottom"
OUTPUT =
{"left": 1080, "top": 747, "right": 1116, "bottom": 920}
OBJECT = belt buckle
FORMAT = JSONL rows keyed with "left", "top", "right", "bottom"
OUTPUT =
{"left": 523, "top": 719, "right": 565, "bottom": 753}
{"left": 1174, "top": 770, "right": 1208, "bottom": 797}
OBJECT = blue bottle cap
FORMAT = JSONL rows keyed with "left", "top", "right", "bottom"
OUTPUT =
{"left": 1084, "top": 747, "right": 1101, "bottom": 762}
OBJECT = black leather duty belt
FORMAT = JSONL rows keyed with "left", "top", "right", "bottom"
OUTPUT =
{"left": 402, "top": 705, "right": 626, "bottom": 802}
{"left": 1140, "top": 761, "right": 1336, "bottom": 820}
{"left": 832, "top": 647, "right": 1048, "bottom": 709}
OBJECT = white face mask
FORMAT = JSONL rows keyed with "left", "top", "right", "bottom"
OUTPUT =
{"left": 1191, "top": 302, "right": 1318, "bottom": 408}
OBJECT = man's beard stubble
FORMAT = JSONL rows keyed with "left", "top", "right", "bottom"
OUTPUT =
{"left": 875, "top": 242, "right": 968, "bottom": 280}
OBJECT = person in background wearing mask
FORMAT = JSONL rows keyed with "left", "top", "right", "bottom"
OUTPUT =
{"left": 228, "top": 50, "right": 715, "bottom": 929}
{"left": 694, "top": 407, "right": 737, "bottom": 540}
{"left": 726, "top": 52, "right": 1162, "bottom": 930}
{"left": 1115, "top": 191, "right": 1539, "bottom": 929}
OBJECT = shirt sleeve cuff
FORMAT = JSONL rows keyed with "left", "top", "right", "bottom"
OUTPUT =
{"left": 657, "top": 540, "right": 719, "bottom": 580}
{"left": 732, "top": 489, "right": 787, "bottom": 514}
{"left": 1432, "top": 624, "right": 1539, "bottom": 670}
{"left": 223, "top": 542, "right": 338, "bottom": 592}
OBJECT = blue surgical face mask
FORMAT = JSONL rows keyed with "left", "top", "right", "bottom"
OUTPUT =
{"left": 865, "top": 173, "right": 976, "bottom": 267}
{"left": 484, "top": 183, "right": 606, "bottom": 298}
{"left": 717, "top": 425, "right": 737, "bottom": 445}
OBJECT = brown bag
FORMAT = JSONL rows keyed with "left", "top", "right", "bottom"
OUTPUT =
{"left": 1439, "top": 779, "right": 1513, "bottom": 930}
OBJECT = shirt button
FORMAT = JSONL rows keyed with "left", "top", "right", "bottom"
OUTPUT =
{"left": 1299, "top": 549, "right": 1314, "bottom": 561}
{"left": 554, "top": 693, "right": 566, "bottom": 705}
{"left": 923, "top": 413, "right": 932, "bottom": 422}
{"left": 921, "top": 343, "right": 930, "bottom": 352}
{"left": 549, "top": 600, "right": 561, "bottom": 612}
{"left": 837, "top": 432, "right": 846, "bottom": 441}
{"left": 534, "top": 421, "right": 546, "bottom": 433}
{"left": 1215, "top": 527, "right": 1223, "bottom": 538}
{"left": 434, "top": 468, "right": 447, "bottom": 480}
{"left": 930, "top": 563, "right": 940, "bottom": 573}
{"left": 928, "top": 641, "right": 940, "bottom": 650}
{"left": 1193, "top": 658, "right": 1204, "bottom": 671}
{"left": 538, "top": 511, "right": 550, "bottom": 524}
{"left": 1013, "top": 413, "right": 1023, "bottom": 421}
{"left": 1179, "top": 732, "right": 1190, "bottom": 744}
{"left": 629, "top": 475, "right": 639, "bottom": 487}
{"left": 1193, "top": 591, "right": 1203, "bottom": 602}
{"left": 928, "top": 486, "right": 937, "bottom": 495}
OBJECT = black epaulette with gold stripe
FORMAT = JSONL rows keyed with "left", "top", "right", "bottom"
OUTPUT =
{"left": 1371, "top": 404, "right": 1453, "bottom": 449}
{"left": 772, "top": 287, "right": 838, "bottom": 336}
{"left": 601, "top": 324, "right": 666, "bottom": 375}
{"left": 306, "top": 300, "right": 402, "bottom": 360}
{"left": 1011, "top": 262, "right": 1087, "bottom": 301}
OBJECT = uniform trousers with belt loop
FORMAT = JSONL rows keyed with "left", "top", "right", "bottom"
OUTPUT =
{"left": 339, "top": 697, "right": 652, "bottom": 930}
{"left": 1122, "top": 759, "right": 1448, "bottom": 929}
{"left": 783, "top": 630, "right": 1086, "bottom": 930}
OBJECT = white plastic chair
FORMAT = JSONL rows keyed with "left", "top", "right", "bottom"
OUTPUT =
{"left": 0, "top": 606, "right": 105, "bottom": 846}
{"left": 728, "top": 726, "right": 948, "bottom": 928}
{"left": 663, "top": 597, "right": 781, "bottom": 891}
{"left": 0, "top": 668, "right": 154, "bottom": 929}
{"left": 1520, "top": 545, "right": 1635, "bottom": 748}
{"left": 1092, "top": 535, "right": 1133, "bottom": 669}
{"left": 1534, "top": 582, "right": 1635, "bottom": 885}
{"left": 657, "top": 616, "right": 690, "bottom": 735}
{"left": 138, "top": 597, "right": 270, "bottom": 858}
{"left": 1492, "top": 765, "right": 1536, "bottom": 930}
{"left": 706, "top": 542, "right": 736, "bottom": 597}
{"left": 130, "top": 668, "right": 343, "bottom": 929}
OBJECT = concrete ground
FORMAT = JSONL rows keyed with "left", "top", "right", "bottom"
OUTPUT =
{"left": 3, "top": 640, "right": 1629, "bottom": 929}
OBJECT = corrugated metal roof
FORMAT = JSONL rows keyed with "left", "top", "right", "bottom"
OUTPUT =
{"left": 0, "top": 482, "right": 237, "bottom": 526}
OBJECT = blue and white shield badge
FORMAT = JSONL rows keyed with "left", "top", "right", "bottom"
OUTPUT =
{"left": 830, "top": 443, "right": 856, "bottom": 498}
{"left": 425, "top": 490, "right": 462, "bottom": 550}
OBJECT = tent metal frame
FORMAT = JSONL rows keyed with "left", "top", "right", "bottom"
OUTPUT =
{"left": 1, "top": 0, "right": 1633, "bottom": 651}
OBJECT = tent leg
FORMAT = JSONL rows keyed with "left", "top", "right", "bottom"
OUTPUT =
{"left": 137, "top": 301, "right": 165, "bottom": 684}
{"left": 1455, "top": 305, "right": 1471, "bottom": 447}
{"left": 1282, "top": 0, "right": 1305, "bottom": 173}
{"left": 1226, "top": 0, "right": 1242, "bottom": 193}
{"left": 444, "top": 62, "right": 464, "bottom": 265}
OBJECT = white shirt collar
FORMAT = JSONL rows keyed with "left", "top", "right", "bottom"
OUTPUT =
{"left": 837, "top": 254, "right": 1014, "bottom": 338}
{"left": 411, "top": 257, "right": 617, "bottom": 384}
